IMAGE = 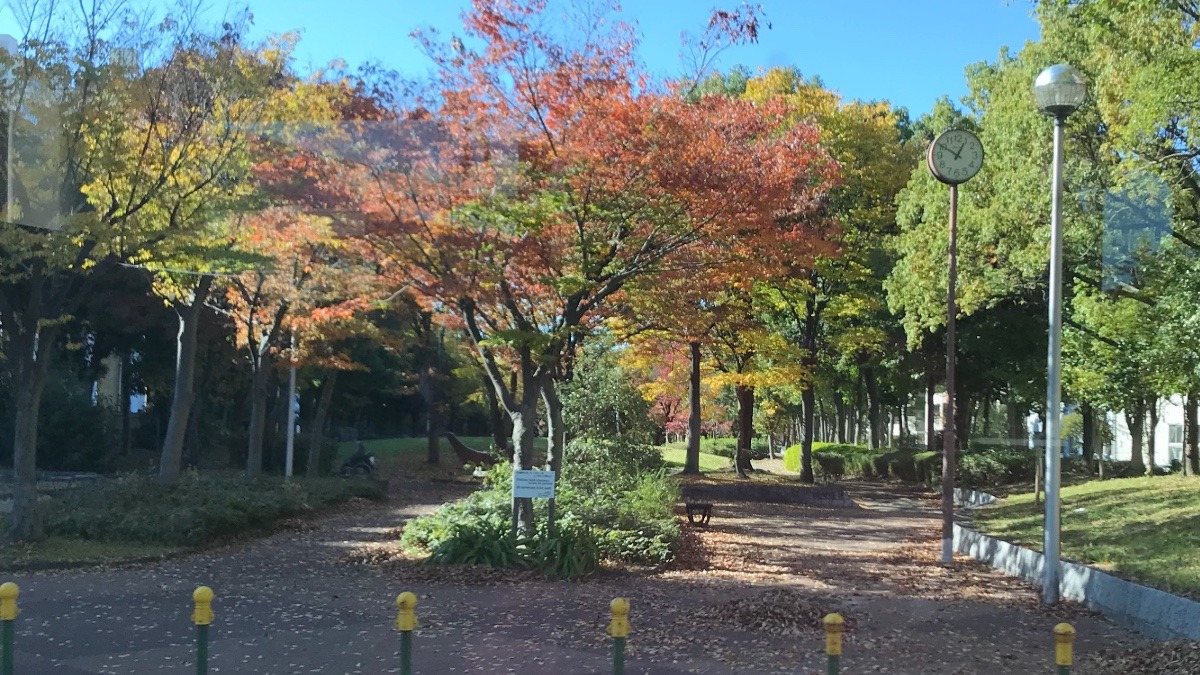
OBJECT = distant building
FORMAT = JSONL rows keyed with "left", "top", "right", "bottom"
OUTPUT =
{"left": 1104, "top": 396, "right": 1185, "bottom": 467}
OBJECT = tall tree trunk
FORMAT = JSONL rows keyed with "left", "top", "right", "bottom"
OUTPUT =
{"left": 1186, "top": 392, "right": 1199, "bottom": 476}
{"left": 509, "top": 401, "right": 538, "bottom": 535}
{"left": 419, "top": 367, "right": 441, "bottom": 465}
{"left": 157, "top": 275, "right": 214, "bottom": 487}
{"left": 481, "top": 372, "right": 511, "bottom": 454}
{"left": 246, "top": 364, "right": 272, "bottom": 481}
{"left": 5, "top": 320, "right": 58, "bottom": 543}
{"left": 542, "top": 379, "right": 564, "bottom": 529}
{"left": 835, "top": 398, "right": 847, "bottom": 444}
{"left": 800, "top": 385, "right": 816, "bottom": 483}
{"left": 1146, "top": 401, "right": 1159, "bottom": 476}
{"left": 926, "top": 373, "right": 936, "bottom": 452}
{"left": 306, "top": 370, "right": 338, "bottom": 478}
{"left": 1127, "top": 399, "right": 1146, "bottom": 475}
{"left": 120, "top": 351, "right": 133, "bottom": 455}
{"left": 956, "top": 394, "right": 972, "bottom": 452}
{"left": 182, "top": 391, "right": 205, "bottom": 470}
{"left": 865, "top": 367, "right": 882, "bottom": 449}
{"left": 1081, "top": 402, "right": 1095, "bottom": 473}
{"left": 734, "top": 385, "right": 754, "bottom": 477}
{"left": 982, "top": 395, "right": 993, "bottom": 438}
{"left": 684, "top": 341, "right": 703, "bottom": 474}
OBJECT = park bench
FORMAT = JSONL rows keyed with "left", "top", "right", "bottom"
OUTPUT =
{"left": 684, "top": 502, "right": 713, "bottom": 526}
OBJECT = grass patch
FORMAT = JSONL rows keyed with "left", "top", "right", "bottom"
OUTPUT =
{"left": 972, "top": 475, "right": 1200, "bottom": 598}
{"left": 0, "top": 537, "right": 180, "bottom": 569}
{"left": 660, "top": 444, "right": 731, "bottom": 472}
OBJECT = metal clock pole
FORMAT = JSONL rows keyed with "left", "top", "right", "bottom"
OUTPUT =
{"left": 927, "top": 128, "right": 982, "bottom": 566}
{"left": 942, "top": 183, "right": 958, "bottom": 565}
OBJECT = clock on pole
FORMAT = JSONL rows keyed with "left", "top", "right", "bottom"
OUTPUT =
{"left": 927, "top": 128, "right": 984, "bottom": 185}
{"left": 927, "top": 127, "right": 983, "bottom": 566}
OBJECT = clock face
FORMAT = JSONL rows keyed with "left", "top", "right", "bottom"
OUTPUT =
{"left": 927, "top": 129, "right": 984, "bottom": 185}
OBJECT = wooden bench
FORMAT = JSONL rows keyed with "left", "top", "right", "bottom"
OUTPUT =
{"left": 684, "top": 502, "right": 713, "bottom": 526}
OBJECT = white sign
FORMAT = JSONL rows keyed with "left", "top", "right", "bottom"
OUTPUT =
{"left": 512, "top": 470, "right": 556, "bottom": 499}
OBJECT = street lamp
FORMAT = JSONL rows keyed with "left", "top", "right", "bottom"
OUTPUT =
{"left": 1034, "top": 63, "right": 1086, "bottom": 605}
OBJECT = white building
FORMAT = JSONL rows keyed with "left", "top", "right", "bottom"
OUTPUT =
{"left": 1104, "top": 396, "right": 1185, "bottom": 467}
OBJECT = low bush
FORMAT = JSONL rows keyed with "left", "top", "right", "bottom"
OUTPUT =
{"left": 403, "top": 444, "right": 681, "bottom": 575}
{"left": 699, "top": 437, "right": 771, "bottom": 460}
{"left": 44, "top": 472, "right": 387, "bottom": 547}
{"left": 957, "top": 449, "right": 1035, "bottom": 488}
{"left": 814, "top": 453, "right": 845, "bottom": 482}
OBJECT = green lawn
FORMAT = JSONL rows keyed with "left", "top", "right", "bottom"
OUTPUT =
{"left": 972, "top": 476, "right": 1200, "bottom": 598}
{"left": 660, "top": 444, "right": 731, "bottom": 472}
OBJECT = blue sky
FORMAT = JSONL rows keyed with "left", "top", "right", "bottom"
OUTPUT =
{"left": 0, "top": 0, "right": 1042, "bottom": 116}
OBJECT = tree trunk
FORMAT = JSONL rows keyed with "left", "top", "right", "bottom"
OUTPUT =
{"left": 419, "top": 367, "right": 441, "bottom": 465}
{"left": 956, "top": 394, "right": 972, "bottom": 452}
{"left": 982, "top": 395, "right": 992, "bottom": 438}
{"left": 509, "top": 403, "right": 537, "bottom": 536}
{"left": 481, "top": 372, "right": 511, "bottom": 454}
{"left": 5, "top": 321, "right": 58, "bottom": 543}
{"left": 926, "top": 373, "right": 936, "bottom": 452}
{"left": 542, "top": 379, "right": 565, "bottom": 529}
{"left": 120, "top": 350, "right": 133, "bottom": 455}
{"left": 685, "top": 341, "right": 703, "bottom": 474}
{"left": 834, "top": 398, "right": 847, "bottom": 444}
{"left": 735, "top": 385, "right": 754, "bottom": 477}
{"left": 1146, "top": 401, "right": 1158, "bottom": 475}
{"left": 306, "top": 370, "right": 338, "bottom": 477}
{"left": 865, "top": 367, "right": 882, "bottom": 449}
{"left": 1081, "top": 402, "right": 1095, "bottom": 472}
{"left": 246, "top": 364, "right": 272, "bottom": 481}
{"left": 1126, "top": 400, "right": 1146, "bottom": 474}
{"left": 800, "top": 385, "right": 816, "bottom": 483}
{"left": 157, "top": 275, "right": 214, "bottom": 487}
{"left": 1187, "top": 391, "right": 1199, "bottom": 476}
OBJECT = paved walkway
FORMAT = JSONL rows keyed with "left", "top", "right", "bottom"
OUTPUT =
{"left": 2, "top": 477, "right": 1141, "bottom": 673}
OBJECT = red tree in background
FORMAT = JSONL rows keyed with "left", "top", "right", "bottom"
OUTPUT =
{"left": 337, "top": 0, "right": 834, "bottom": 531}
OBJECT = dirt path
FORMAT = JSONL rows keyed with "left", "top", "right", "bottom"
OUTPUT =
{"left": 2, "top": 477, "right": 1143, "bottom": 673}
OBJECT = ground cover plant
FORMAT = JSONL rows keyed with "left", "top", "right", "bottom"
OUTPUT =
{"left": 972, "top": 475, "right": 1200, "bottom": 598}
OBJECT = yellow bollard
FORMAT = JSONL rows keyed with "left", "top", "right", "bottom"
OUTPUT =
{"left": 824, "top": 613, "right": 844, "bottom": 675}
{"left": 192, "top": 586, "right": 214, "bottom": 675}
{"left": 1054, "top": 623, "right": 1075, "bottom": 674}
{"left": 395, "top": 592, "right": 417, "bottom": 675}
{"left": 608, "top": 598, "right": 630, "bottom": 675}
{"left": 0, "top": 582, "right": 17, "bottom": 675}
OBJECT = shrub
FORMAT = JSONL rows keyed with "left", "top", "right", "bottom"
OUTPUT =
{"left": 405, "top": 459, "right": 680, "bottom": 571}
{"left": 44, "top": 473, "right": 387, "bottom": 546}
{"left": 957, "top": 450, "right": 1035, "bottom": 488}
{"left": 783, "top": 443, "right": 800, "bottom": 472}
{"left": 427, "top": 514, "right": 529, "bottom": 568}
{"left": 564, "top": 437, "right": 663, "bottom": 475}
{"left": 535, "top": 518, "right": 601, "bottom": 579}
{"left": 814, "top": 453, "right": 845, "bottom": 482}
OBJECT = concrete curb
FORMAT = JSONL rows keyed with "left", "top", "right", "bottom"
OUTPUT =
{"left": 953, "top": 523, "right": 1200, "bottom": 641}
{"left": 953, "top": 487, "right": 997, "bottom": 508}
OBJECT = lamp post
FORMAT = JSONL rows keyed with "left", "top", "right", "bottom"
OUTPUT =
{"left": 1033, "top": 63, "right": 1087, "bottom": 605}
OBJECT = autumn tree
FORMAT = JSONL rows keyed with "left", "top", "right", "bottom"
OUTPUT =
{"left": 342, "top": 0, "right": 831, "bottom": 532}
{"left": 742, "top": 67, "right": 916, "bottom": 481}
{"left": 0, "top": 3, "right": 297, "bottom": 539}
